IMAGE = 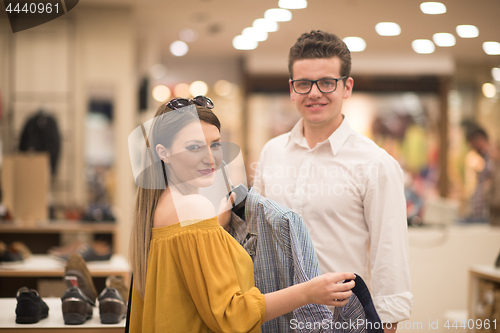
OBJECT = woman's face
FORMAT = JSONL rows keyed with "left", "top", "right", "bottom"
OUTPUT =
{"left": 159, "top": 121, "right": 222, "bottom": 190}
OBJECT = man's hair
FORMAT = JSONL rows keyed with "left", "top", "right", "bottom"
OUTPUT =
{"left": 288, "top": 30, "right": 351, "bottom": 79}
{"left": 466, "top": 126, "right": 488, "bottom": 142}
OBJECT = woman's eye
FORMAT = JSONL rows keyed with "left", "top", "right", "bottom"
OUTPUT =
{"left": 186, "top": 145, "right": 201, "bottom": 151}
{"left": 211, "top": 142, "right": 222, "bottom": 149}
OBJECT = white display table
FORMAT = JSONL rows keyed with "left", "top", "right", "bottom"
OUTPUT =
{"left": 0, "top": 297, "right": 125, "bottom": 332}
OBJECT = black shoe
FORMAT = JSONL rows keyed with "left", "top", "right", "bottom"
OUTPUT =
{"left": 98, "top": 287, "right": 126, "bottom": 324}
{"left": 61, "top": 287, "right": 93, "bottom": 325}
{"left": 15, "top": 287, "right": 49, "bottom": 324}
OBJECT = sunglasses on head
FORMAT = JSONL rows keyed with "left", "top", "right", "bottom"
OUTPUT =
{"left": 166, "top": 95, "right": 214, "bottom": 111}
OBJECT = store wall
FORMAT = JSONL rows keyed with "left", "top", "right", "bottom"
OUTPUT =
{"left": 73, "top": 6, "right": 136, "bottom": 256}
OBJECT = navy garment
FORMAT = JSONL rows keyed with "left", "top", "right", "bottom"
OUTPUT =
{"left": 19, "top": 110, "right": 61, "bottom": 175}
{"left": 351, "top": 274, "right": 384, "bottom": 333}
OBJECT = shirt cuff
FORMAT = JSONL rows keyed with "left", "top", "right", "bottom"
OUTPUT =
{"left": 373, "top": 292, "right": 414, "bottom": 323}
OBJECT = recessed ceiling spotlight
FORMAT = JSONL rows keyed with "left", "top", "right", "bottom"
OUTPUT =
{"left": 412, "top": 39, "right": 435, "bottom": 54}
{"left": 253, "top": 18, "right": 279, "bottom": 32}
{"left": 152, "top": 85, "right": 171, "bottom": 102}
{"left": 492, "top": 67, "right": 500, "bottom": 81}
{"left": 242, "top": 27, "right": 268, "bottom": 42}
{"left": 375, "top": 22, "right": 401, "bottom": 36}
{"left": 343, "top": 37, "right": 366, "bottom": 52}
{"left": 170, "top": 41, "right": 189, "bottom": 57}
{"left": 483, "top": 42, "right": 500, "bottom": 55}
{"left": 420, "top": 2, "right": 446, "bottom": 14}
{"left": 482, "top": 83, "right": 497, "bottom": 98}
{"left": 433, "top": 33, "right": 456, "bottom": 47}
{"left": 456, "top": 25, "right": 479, "bottom": 38}
{"left": 278, "top": 0, "right": 307, "bottom": 9}
{"left": 232, "top": 35, "right": 258, "bottom": 50}
{"left": 264, "top": 8, "right": 292, "bottom": 22}
{"left": 189, "top": 81, "right": 208, "bottom": 97}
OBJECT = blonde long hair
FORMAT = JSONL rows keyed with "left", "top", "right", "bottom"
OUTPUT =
{"left": 129, "top": 102, "right": 220, "bottom": 299}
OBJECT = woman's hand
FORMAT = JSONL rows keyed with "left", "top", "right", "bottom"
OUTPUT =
{"left": 305, "top": 272, "right": 355, "bottom": 307}
{"left": 217, "top": 192, "right": 236, "bottom": 230}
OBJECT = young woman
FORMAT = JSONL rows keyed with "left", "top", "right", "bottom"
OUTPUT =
{"left": 128, "top": 96, "right": 355, "bottom": 332}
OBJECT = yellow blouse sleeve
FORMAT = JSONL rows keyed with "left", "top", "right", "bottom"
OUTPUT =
{"left": 160, "top": 224, "right": 266, "bottom": 332}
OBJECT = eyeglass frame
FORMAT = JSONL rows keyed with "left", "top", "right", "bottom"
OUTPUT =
{"left": 166, "top": 95, "right": 214, "bottom": 111}
{"left": 290, "top": 76, "right": 347, "bottom": 94}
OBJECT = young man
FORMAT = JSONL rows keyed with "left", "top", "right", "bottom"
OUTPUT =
{"left": 253, "top": 30, "right": 413, "bottom": 332}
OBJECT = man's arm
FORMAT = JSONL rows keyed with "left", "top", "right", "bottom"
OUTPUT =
{"left": 363, "top": 153, "right": 413, "bottom": 325}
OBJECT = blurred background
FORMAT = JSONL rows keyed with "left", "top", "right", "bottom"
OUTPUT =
{"left": 0, "top": 0, "right": 499, "bottom": 331}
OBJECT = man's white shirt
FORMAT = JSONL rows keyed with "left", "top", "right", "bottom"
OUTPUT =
{"left": 252, "top": 117, "right": 413, "bottom": 323}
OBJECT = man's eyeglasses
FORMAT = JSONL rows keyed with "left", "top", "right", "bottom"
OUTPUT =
{"left": 166, "top": 95, "right": 214, "bottom": 111}
{"left": 290, "top": 77, "right": 347, "bottom": 94}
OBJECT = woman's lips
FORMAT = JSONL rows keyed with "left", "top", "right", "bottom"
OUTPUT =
{"left": 198, "top": 168, "right": 215, "bottom": 176}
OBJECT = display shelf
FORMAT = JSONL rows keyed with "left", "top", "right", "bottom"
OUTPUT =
{"left": 0, "top": 297, "right": 125, "bottom": 332}
{"left": 0, "top": 220, "right": 116, "bottom": 234}
{"left": 0, "top": 254, "right": 130, "bottom": 278}
{"left": 468, "top": 265, "right": 500, "bottom": 333}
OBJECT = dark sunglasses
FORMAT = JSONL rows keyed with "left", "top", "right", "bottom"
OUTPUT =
{"left": 166, "top": 95, "right": 214, "bottom": 111}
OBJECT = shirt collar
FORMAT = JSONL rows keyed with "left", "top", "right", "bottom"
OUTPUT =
{"left": 285, "top": 116, "right": 353, "bottom": 156}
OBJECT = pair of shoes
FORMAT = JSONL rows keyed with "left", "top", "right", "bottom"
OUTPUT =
{"left": 62, "top": 254, "right": 129, "bottom": 325}
{"left": 51, "top": 240, "right": 112, "bottom": 262}
{"left": 98, "top": 275, "right": 128, "bottom": 324}
{"left": 61, "top": 253, "right": 98, "bottom": 325}
{"left": 15, "top": 287, "right": 49, "bottom": 324}
{"left": 0, "top": 241, "right": 31, "bottom": 263}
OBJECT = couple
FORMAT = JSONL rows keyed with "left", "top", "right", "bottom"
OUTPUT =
{"left": 127, "top": 30, "right": 412, "bottom": 332}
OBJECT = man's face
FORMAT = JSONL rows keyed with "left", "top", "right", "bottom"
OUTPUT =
{"left": 290, "top": 57, "right": 353, "bottom": 129}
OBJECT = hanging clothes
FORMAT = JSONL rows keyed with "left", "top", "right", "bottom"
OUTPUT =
{"left": 18, "top": 110, "right": 61, "bottom": 175}
{"left": 228, "top": 187, "right": 384, "bottom": 333}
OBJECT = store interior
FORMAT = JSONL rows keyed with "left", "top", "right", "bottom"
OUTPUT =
{"left": 0, "top": 0, "right": 500, "bottom": 331}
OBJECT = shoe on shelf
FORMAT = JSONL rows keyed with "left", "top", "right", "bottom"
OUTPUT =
{"left": 98, "top": 278, "right": 128, "bottom": 324}
{"left": 52, "top": 240, "right": 112, "bottom": 262}
{"left": 9, "top": 241, "right": 32, "bottom": 260}
{"left": 64, "top": 253, "right": 98, "bottom": 306}
{"left": 61, "top": 286, "right": 93, "bottom": 325}
{"left": 0, "top": 241, "right": 23, "bottom": 263}
{"left": 15, "top": 287, "right": 49, "bottom": 324}
{"left": 106, "top": 275, "right": 129, "bottom": 304}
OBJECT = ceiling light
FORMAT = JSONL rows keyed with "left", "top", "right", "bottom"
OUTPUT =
{"left": 412, "top": 39, "right": 435, "bottom": 54}
{"left": 232, "top": 35, "right": 258, "bottom": 50}
{"left": 242, "top": 27, "right": 268, "bottom": 42}
{"left": 152, "top": 85, "right": 171, "bottom": 102}
{"left": 375, "top": 22, "right": 401, "bottom": 36}
{"left": 456, "top": 25, "right": 479, "bottom": 38}
{"left": 189, "top": 81, "right": 208, "bottom": 97}
{"left": 433, "top": 33, "right": 456, "bottom": 47}
{"left": 343, "top": 37, "right": 366, "bottom": 52}
{"left": 170, "top": 41, "right": 188, "bottom": 57}
{"left": 253, "top": 18, "right": 279, "bottom": 32}
{"left": 483, "top": 42, "right": 500, "bottom": 55}
{"left": 174, "top": 83, "right": 190, "bottom": 98}
{"left": 264, "top": 8, "right": 292, "bottom": 22}
{"left": 492, "top": 67, "right": 500, "bottom": 81}
{"left": 278, "top": 0, "right": 307, "bottom": 9}
{"left": 482, "top": 83, "right": 497, "bottom": 98}
{"left": 179, "top": 28, "right": 199, "bottom": 43}
{"left": 420, "top": 2, "right": 446, "bottom": 14}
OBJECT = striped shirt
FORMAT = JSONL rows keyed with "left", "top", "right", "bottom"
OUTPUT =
{"left": 229, "top": 188, "right": 368, "bottom": 332}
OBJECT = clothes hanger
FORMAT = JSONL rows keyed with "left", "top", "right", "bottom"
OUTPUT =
{"left": 220, "top": 160, "right": 247, "bottom": 216}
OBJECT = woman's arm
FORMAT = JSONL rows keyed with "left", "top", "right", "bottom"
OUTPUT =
{"left": 264, "top": 272, "right": 355, "bottom": 322}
